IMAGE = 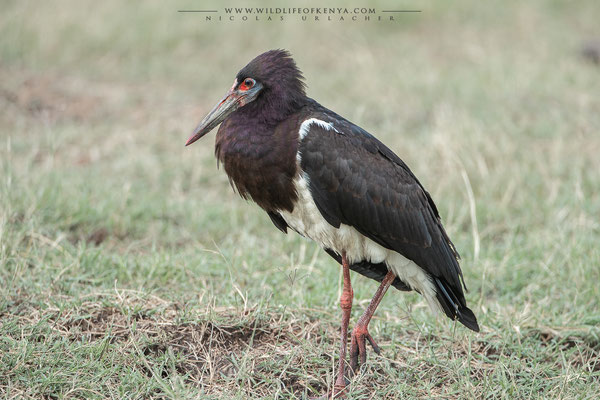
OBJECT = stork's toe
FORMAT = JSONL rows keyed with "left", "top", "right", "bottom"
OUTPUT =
{"left": 349, "top": 325, "right": 381, "bottom": 373}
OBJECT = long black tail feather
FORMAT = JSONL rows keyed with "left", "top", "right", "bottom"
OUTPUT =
{"left": 434, "top": 277, "right": 479, "bottom": 332}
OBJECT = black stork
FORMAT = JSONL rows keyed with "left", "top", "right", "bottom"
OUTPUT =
{"left": 186, "top": 49, "right": 479, "bottom": 397}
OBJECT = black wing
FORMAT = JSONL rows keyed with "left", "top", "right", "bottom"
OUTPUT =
{"left": 299, "top": 115, "right": 478, "bottom": 331}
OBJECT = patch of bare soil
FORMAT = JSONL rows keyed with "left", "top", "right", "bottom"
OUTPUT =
{"left": 41, "top": 299, "right": 332, "bottom": 397}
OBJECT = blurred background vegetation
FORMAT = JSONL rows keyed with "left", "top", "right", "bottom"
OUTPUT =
{"left": 1, "top": 0, "right": 599, "bottom": 398}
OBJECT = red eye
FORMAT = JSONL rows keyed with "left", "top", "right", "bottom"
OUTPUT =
{"left": 239, "top": 78, "right": 255, "bottom": 91}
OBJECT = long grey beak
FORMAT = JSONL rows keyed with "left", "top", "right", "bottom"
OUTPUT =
{"left": 185, "top": 89, "right": 240, "bottom": 146}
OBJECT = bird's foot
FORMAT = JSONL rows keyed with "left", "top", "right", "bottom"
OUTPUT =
{"left": 349, "top": 324, "right": 381, "bottom": 373}
{"left": 332, "top": 373, "right": 349, "bottom": 398}
{"left": 310, "top": 370, "right": 349, "bottom": 400}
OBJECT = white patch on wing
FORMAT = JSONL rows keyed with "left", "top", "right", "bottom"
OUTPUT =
{"left": 298, "top": 118, "right": 338, "bottom": 140}
{"left": 297, "top": 118, "right": 340, "bottom": 164}
{"left": 278, "top": 171, "right": 442, "bottom": 315}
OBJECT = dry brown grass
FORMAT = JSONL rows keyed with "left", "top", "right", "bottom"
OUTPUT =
{"left": 3, "top": 291, "right": 598, "bottom": 399}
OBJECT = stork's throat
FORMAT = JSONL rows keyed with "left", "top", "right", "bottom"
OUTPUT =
{"left": 215, "top": 116, "right": 300, "bottom": 212}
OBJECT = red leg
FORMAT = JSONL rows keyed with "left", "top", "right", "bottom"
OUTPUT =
{"left": 332, "top": 251, "right": 353, "bottom": 397}
{"left": 350, "top": 270, "right": 395, "bottom": 373}
{"left": 311, "top": 252, "right": 354, "bottom": 400}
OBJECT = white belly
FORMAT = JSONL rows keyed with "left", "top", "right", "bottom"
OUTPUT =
{"left": 278, "top": 173, "right": 441, "bottom": 313}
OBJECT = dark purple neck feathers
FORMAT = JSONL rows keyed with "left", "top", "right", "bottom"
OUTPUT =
{"left": 214, "top": 50, "right": 308, "bottom": 212}
{"left": 214, "top": 113, "right": 302, "bottom": 213}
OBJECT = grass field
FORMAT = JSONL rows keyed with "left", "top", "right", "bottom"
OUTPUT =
{"left": 1, "top": 0, "right": 599, "bottom": 398}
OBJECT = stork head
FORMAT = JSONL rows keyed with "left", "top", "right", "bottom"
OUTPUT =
{"left": 186, "top": 49, "right": 305, "bottom": 146}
